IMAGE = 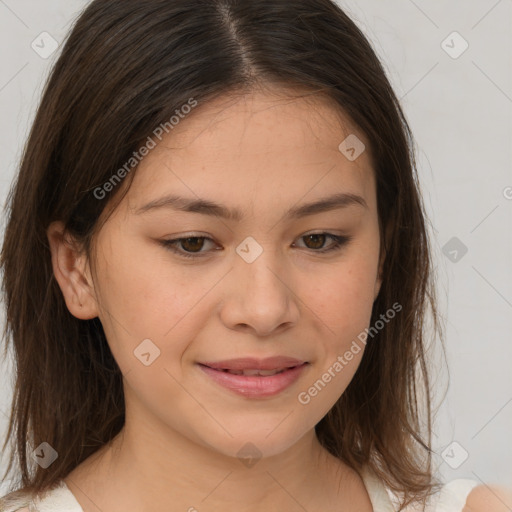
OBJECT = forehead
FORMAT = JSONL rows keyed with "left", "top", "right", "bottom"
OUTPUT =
{"left": 124, "top": 88, "right": 376, "bottom": 219}
{"left": 161, "top": 88, "right": 371, "bottom": 160}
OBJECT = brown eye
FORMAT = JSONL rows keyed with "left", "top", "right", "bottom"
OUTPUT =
{"left": 302, "top": 233, "right": 328, "bottom": 250}
{"left": 295, "top": 233, "right": 352, "bottom": 253}
{"left": 160, "top": 236, "right": 216, "bottom": 259}
{"left": 178, "top": 237, "right": 206, "bottom": 253}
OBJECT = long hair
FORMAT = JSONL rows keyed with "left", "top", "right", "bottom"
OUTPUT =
{"left": 0, "top": 1, "right": 444, "bottom": 509}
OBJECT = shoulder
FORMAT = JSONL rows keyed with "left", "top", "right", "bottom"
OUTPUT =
{"left": 360, "top": 465, "right": 512, "bottom": 512}
{"left": 0, "top": 494, "right": 31, "bottom": 511}
{"left": 0, "top": 488, "right": 32, "bottom": 512}
{"left": 463, "top": 484, "right": 512, "bottom": 512}
{"left": 5, "top": 480, "right": 83, "bottom": 512}
{"left": 377, "top": 477, "right": 507, "bottom": 512}
{"left": 0, "top": 479, "right": 77, "bottom": 511}
{"left": 426, "top": 479, "right": 512, "bottom": 512}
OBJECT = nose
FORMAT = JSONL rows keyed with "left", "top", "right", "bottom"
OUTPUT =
{"left": 219, "top": 247, "right": 300, "bottom": 338}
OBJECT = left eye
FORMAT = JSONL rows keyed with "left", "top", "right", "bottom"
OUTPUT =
{"left": 159, "top": 233, "right": 352, "bottom": 259}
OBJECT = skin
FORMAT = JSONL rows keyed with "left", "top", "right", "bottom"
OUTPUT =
{"left": 464, "top": 485, "right": 512, "bottom": 511}
{"left": 47, "top": 87, "right": 385, "bottom": 512}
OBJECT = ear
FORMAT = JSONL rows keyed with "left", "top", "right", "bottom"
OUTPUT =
{"left": 374, "top": 218, "right": 392, "bottom": 302}
{"left": 47, "top": 221, "right": 99, "bottom": 320}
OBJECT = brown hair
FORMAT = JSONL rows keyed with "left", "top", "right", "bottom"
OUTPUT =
{"left": 0, "top": 0, "right": 445, "bottom": 509}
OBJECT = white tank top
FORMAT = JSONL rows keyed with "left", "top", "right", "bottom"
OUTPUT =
{"left": 359, "top": 465, "right": 480, "bottom": 511}
{"left": 0, "top": 467, "right": 480, "bottom": 511}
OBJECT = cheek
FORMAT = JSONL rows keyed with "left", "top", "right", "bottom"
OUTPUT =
{"left": 92, "top": 235, "right": 206, "bottom": 369}
{"left": 295, "top": 267, "right": 375, "bottom": 409}
{"left": 303, "top": 260, "right": 378, "bottom": 343}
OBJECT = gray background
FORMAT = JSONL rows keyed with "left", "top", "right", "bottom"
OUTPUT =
{"left": 0, "top": 0, "right": 510, "bottom": 496}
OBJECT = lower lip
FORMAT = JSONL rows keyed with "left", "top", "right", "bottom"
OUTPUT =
{"left": 198, "top": 363, "right": 309, "bottom": 398}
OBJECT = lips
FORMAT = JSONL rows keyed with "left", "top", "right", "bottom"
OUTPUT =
{"left": 220, "top": 368, "right": 287, "bottom": 376}
{"left": 197, "top": 356, "right": 309, "bottom": 398}
{"left": 199, "top": 356, "right": 305, "bottom": 372}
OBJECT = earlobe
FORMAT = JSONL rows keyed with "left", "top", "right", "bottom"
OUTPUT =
{"left": 46, "top": 221, "right": 98, "bottom": 320}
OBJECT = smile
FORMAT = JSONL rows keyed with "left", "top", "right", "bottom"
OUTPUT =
{"left": 197, "top": 362, "right": 309, "bottom": 398}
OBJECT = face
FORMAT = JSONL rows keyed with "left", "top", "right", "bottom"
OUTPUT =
{"left": 53, "top": 88, "right": 384, "bottom": 461}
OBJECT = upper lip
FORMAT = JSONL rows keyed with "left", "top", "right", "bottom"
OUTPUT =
{"left": 199, "top": 356, "right": 306, "bottom": 371}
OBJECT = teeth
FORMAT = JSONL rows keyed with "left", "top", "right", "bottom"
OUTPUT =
{"left": 223, "top": 368, "right": 287, "bottom": 376}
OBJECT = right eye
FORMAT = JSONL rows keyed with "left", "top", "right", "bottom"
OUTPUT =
{"left": 159, "top": 236, "right": 218, "bottom": 259}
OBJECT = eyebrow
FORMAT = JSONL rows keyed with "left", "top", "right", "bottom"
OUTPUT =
{"left": 134, "top": 192, "right": 368, "bottom": 221}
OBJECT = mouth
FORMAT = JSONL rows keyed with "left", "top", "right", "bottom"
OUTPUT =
{"left": 197, "top": 361, "right": 309, "bottom": 398}
{"left": 199, "top": 356, "right": 306, "bottom": 371}
{"left": 211, "top": 367, "right": 293, "bottom": 376}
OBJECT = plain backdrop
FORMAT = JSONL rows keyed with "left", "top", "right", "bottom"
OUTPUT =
{"left": 0, "top": 0, "right": 510, "bottom": 496}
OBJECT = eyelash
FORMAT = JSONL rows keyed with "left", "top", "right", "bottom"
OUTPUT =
{"left": 159, "top": 233, "right": 352, "bottom": 260}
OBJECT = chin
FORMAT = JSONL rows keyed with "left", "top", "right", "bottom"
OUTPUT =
{"left": 193, "top": 417, "right": 314, "bottom": 463}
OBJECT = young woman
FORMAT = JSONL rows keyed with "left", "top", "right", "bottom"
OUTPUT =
{"left": 0, "top": 1, "right": 509, "bottom": 511}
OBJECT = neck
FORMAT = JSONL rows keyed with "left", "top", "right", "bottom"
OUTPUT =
{"left": 65, "top": 414, "right": 352, "bottom": 512}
